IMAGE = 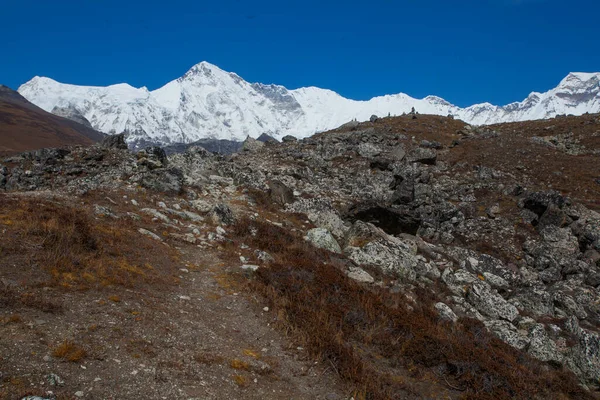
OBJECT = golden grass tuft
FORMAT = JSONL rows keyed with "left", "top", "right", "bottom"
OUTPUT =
{"left": 233, "top": 374, "right": 249, "bottom": 387}
{"left": 230, "top": 359, "right": 250, "bottom": 370}
{"left": 52, "top": 340, "right": 86, "bottom": 362}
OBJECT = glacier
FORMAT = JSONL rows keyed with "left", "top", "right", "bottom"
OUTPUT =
{"left": 17, "top": 61, "right": 600, "bottom": 145}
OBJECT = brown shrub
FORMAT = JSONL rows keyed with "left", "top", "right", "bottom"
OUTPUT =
{"left": 52, "top": 340, "right": 86, "bottom": 362}
{"left": 228, "top": 216, "right": 592, "bottom": 400}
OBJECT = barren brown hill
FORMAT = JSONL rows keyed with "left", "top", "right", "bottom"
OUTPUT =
{"left": 0, "top": 85, "right": 104, "bottom": 156}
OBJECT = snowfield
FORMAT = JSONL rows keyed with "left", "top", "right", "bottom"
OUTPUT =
{"left": 18, "top": 62, "right": 600, "bottom": 145}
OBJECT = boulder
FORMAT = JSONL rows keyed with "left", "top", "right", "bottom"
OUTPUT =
{"left": 435, "top": 302, "right": 458, "bottom": 323}
{"left": 101, "top": 133, "right": 128, "bottom": 150}
{"left": 268, "top": 180, "right": 294, "bottom": 205}
{"left": 527, "top": 324, "right": 563, "bottom": 364}
{"left": 241, "top": 136, "right": 264, "bottom": 152}
{"left": 484, "top": 320, "right": 529, "bottom": 350}
{"left": 357, "top": 143, "right": 381, "bottom": 158}
{"left": 137, "top": 146, "right": 168, "bottom": 169}
{"left": 407, "top": 147, "right": 437, "bottom": 165}
{"left": 304, "top": 228, "right": 342, "bottom": 254}
{"left": 210, "top": 204, "right": 235, "bottom": 225}
{"left": 466, "top": 281, "right": 519, "bottom": 322}
{"left": 281, "top": 135, "right": 298, "bottom": 143}
{"left": 343, "top": 221, "right": 419, "bottom": 280}
{"left": 346, "top": 266, "right": 375, "bottom": 283}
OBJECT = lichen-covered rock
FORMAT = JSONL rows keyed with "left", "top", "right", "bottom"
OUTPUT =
{"left": 304, "top": 228, "right": 342, "bottom": 254}
{"left": 564, "top": 316, "right": 600, "bottom": 386}
{"left": 343, "top": 221, "right": 419, "bottom": 280}
{"left": 210, "top": 204, "right": 235, "bottom": 225}
{"left": 527, "top": 324, "right": 563, "bottom": 364}
{"left": 484, "top": 320, "right": 529, "bottom": 350}
{"left": 466, "top": 281, "right": 519, "bottom": 322}
{"left": 346, "top": 266, "right": 375, "bottom": 283}
{"left": 435, "top": 302, "right": 458, "bottom": 323}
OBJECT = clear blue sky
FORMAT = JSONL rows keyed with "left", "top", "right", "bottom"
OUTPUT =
{"left": 2, "top": 0, "right": 598, "bottom": 107}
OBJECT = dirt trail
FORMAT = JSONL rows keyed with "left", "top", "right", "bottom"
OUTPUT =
{"left": 0, "top": 194, "right": 347, "bottom": 400}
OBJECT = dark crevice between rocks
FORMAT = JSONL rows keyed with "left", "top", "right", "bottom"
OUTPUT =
{"left": 344, "top": 202, "right": 421, "bottom": 236}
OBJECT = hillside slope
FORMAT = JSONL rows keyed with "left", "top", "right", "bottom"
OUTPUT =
{"left": 0, "top": 85, "right": 104, "bottom": 155}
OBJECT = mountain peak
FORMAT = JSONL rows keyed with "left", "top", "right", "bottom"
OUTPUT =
{"left": 16, "top": 63, "right": 600, "bottom": 145}
{"left": 181, "top": 61, "right": 226, "bottom": 80}
{"left": 558, "top": 72, "right": 600, "bottom": 88}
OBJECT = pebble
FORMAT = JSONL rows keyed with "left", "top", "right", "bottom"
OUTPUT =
{"left": 263, "top": 307, "right": 269, "bottom": 312}
{"left": 179, "top": 295, "right": 191, "bottom": 301}
{"left": 74, "top": 391, "right": 84, "bottom": 397}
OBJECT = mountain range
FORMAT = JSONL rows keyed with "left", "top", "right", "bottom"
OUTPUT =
{"left": 17, "top": 62, "right": 600, "bottom": 145}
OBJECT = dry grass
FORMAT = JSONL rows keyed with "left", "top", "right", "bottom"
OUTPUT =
{"left": 52, "top": 340, "right": 86, "bottom": 362}
{"left": 233, "top": 374, "right": 249, "bottom": 387}
{"left": 194, "top": 351, "right": 225, "bottom": 365}
{"left": 230, "top": 358, "right": 250, "bottom": 370}
{"left": 0, "top": 193, "right": 177, "bottom": 290}
{"left": 227, "top": 216, "right": 592, "bottom": 400}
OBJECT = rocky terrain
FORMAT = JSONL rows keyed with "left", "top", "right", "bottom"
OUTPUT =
{"left": 1, "top": 112, "right": 600, "bottom": 399}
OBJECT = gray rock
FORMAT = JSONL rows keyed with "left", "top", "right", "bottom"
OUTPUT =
{"left": 138, "top": 168, "right": 183, "bottom": 194}
{"left": 47, "top": 373, "right": 65, "bottom": 386}
{"left": 241, "top": 136, "right": 264, "bottom": 152}
{"left": 254, "top": 250, "right": 274, "bottom": 263}
{"left": 101, "top": 133, "right": 128, "bottom": 150}
{"left": 434, "top": 302, "right": 458, "bottom": 322}
{"left": 138, "top": 228, "right": 162, "bottom": 241}
{"left": 268, "top": 180, "right": 294, "bottom": 205}
{"left": 346, "top": 266, "right": 375, "bottom": 283}
{"left": 190, "top": 199, "right": 213, "bottom": 213}
{"left": 304, "top": 228, "right": 342, "bottom": 254}
{"left": 527, "top": 324, "right": 563, "bottom": 364}
{"left": 357, "top": 143, "right": 381, "bottom": 158}
{"left": 281, "top": 135, "right": 298, "bottom": 142}
{"left": 484, "top": 320, "right": 529, "bottom": 350}
{"left": 344, "top": 221, "right": 418, "bottom": 280}
{"left": 210, "top": 204, "right": 235, "bottom": 225}
{"left": 407, "top": 147, "right": 437, "bottom": 165}
{"left": 390, "top": 146, "right": 406, "bottom": 161}
{"left": 564, "top": 316, "right": 600, "bottom": 386}
{"left": 369, "top": 114, "right": 379, "bottom": 123}
{"left": 141, "top": 208, "right": 170, "bottom": 223}
{"left": 466, "top": 281, "right": 519, "bottom": 322}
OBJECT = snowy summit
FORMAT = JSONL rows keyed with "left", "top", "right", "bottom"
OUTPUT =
{"left": 17, "top": 62, "right": 600, "bottom": 146}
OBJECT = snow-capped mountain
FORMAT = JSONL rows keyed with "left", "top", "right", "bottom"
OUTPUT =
{"left": 17, "top": 62, "right": 600, "bottom": 145}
